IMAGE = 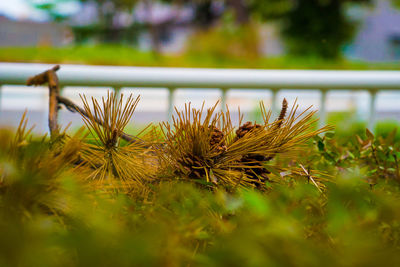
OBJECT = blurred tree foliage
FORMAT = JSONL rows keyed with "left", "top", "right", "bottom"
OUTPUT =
{"left": 161, "top": 0, "right": 249, "bottom": 27}
{"left": 167, "top": 0, "right": 372, "bottom": 58}
{"left": 249, "top": 0, "right": 372, "bottom": 59}
{"left": 28, "top": 0, "right": 141, "bottom": 44}
{"left": 27, "top": 0, "right": 76, "bottom": 22}
{"left": 186, "top": 15, "right": 262, "bottom": 60}
{"left": 29, "top": 0, "right": 138, "bottom": 24}
{"left": 31, "top": 0, "right": 387, "bottom": 58}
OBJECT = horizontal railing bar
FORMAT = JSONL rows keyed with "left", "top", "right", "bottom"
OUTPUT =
{"left": 1, "top": 63, "right": 400, "bottom": 90}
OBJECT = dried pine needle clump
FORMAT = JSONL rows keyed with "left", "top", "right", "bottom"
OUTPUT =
{"left": 158, "top": 102, "right": 274, "bottom": 189}
{"left": 233, "top": 100, "right": 288, "bottom": 185}
{"left": 158, "top": 99, "right": 332, "bottom": 190}
{"left": 158, "top": 102, "right": 247, "bottom": 188}
{"left": 233, "top": 99, "right": 333, "bottom": 190}
{"left": 0, "top": 112, "right": 83, "bottom": 218}
{"left": 234, "top": 121, "right": 268, "bottom": 185}
{"left": 78, "top": 92, "right": 156, "bottom": 192}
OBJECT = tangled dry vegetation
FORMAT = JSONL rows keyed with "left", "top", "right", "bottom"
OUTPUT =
{"left": 22, "top": 66, "right": 333, "bottom": 196}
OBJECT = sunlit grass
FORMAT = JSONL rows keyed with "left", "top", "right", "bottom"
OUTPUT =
{"left": 1, "top": 45, "right": 400, "bottom": 69}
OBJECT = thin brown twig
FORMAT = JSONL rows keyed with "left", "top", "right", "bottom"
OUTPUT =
{"left": 27, "top": 65, "right": 144, "bottom": 144}
{"left": 57, "top": 96, "right": 144, "bottom": 144}
{"left": 299, "top": 164, "right": 322, "bottom": 193}
{"left": 27, "top": 65, "right": 60, "bottom": 137}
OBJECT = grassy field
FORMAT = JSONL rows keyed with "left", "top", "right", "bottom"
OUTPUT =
{"left": 1, "top": 45, "right": 400, "bottom": 69}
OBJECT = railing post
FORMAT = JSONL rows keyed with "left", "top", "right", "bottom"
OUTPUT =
{"left": 368, "top": 90, "right": 378, "bottom": 131}
{"left": 0, "top": 84, "right": 2, "bottom": 112}
{"left": 167, "top": 88, "right": 176, "bottom": 123}
{"left": 319, "top": 90, "right": 327, "bottom": 128}
{"left": 221, "top": 88, "right": 228, "bottom": 112}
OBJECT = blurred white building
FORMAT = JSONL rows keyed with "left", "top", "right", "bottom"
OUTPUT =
{"left": 346, "top": 0, "right": 400, "bottom": 61}
{"left": 0, "top": 15, "right": 73, "bottom": 47}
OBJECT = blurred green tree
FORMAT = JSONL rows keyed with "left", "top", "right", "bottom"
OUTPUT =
{"left": 160, "top": 0, "right": 221, "bottom": 28}
{"left": 75, "top": 0, "right": 141, "bottom": 43}
{"left": 28, "top": 0, "right": 142, "bottom": 44}
{"left": 161, "top": 0, "right": 250, "bottom": 27}
{"left": 249, "top": 0, "right": 372, "bottom": 59}
{"left": 78, "top": 0, "right": 139, "bottom": 27}
{"left": 164, "top": 0, "right": 372, "bottom": 58}
{"left": 30, "top": 0, "right": 378, "bottom": 58}
{"left": 28, "top": 0, "right": 138, "bottom": 24}
{"left": 27, "top": 0, "right": 77, "bottom": 22}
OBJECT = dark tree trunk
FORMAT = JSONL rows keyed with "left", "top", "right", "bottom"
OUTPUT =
{"left": 194, "top": 0, "right": 217, "bottom": 28}
{"left": 227, "top": 0, "right": 250, "bottom": 25}
{"left": 143, "top": 0, "right": 162, "bottom": 53}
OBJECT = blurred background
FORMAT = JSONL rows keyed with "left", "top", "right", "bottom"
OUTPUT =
{"left": 1, "top": 0, "right": 400, "bottom": 133}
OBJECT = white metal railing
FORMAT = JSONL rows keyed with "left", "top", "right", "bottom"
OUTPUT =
{"left": 1, "top": 62, "right": 400, "bottom": 129}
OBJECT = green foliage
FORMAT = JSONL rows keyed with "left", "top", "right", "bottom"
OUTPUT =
{"left": 2, "top": 148, "right": 400, "bottom": 265}
{"left": 392, "top": 0, "right": 400, "bottom": 8}
{"left": 2, "top": 45, "right": 400, "bottom": 69}
{"left": 375, "top": 120, "right": 400, "bottom": 142}
{"left": 304, "top": 125, "right": 400, "bottom": 187}
{"left": 327, "top": 111, "right": 366, "bottom": 139}
{"left": 28, "top": 0, "right": 141, "bottom": 44}
{"left": 28, "top": 0, "right": 139, "bottom": 23}
{"left": 250, "top": 0, "right": 372, "bottom": 58}
{"left": 72, "top": 23, "right": 144, "bottom": 45}
{"left": 27, "top": 0, "right": 387, "bottom": 58}
{"left": 186, "top": 20, "right": 262, "bottom": 61}
{"left": 27, "top": 0, "right": 76, "bottom": 22}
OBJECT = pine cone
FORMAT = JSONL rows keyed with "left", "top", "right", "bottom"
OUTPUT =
{"left": 236, "top": 122, "right": 269, "bottom": 187}
{"left": 177, "top": 153, "right": 201, "bottom": 177}
{"left": 209, "top": 125, "right": 226, "bottom": 152}
{"left": 276, "top": 98, "right": 288, "bottom": 128}
{"left": 175, "top": 125, "right": 225, "bottom": 182}
{"left": 236, "top": 121, "right": 262, "bottom": 139}
{"left": 241, "top": 154, "right": 270, "bottom": 187}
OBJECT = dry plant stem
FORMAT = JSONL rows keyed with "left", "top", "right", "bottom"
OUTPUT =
{"left": 26, "top": 65, "right": 60, "bottom": 137}
{"left": 57, "top": 96, "right": 143, "bottom": 144}
{"left": 300, "top": 164, "right": 322, "bottom": 193}
{"left": 394, "top": 154, "right": 400, "bottom": 181}
{"left": 26, "top": 65, "right": 142, "bottom": 144}
{"left": 371, "top": 144, "right": 380, "bottom": 167}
